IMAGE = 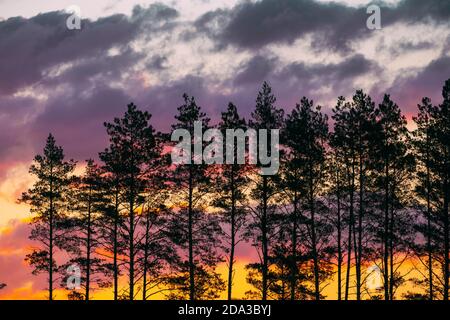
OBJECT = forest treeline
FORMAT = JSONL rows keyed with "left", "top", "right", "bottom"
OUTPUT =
{"left": 7, "top": 78, "right": 450, "bottom": 301}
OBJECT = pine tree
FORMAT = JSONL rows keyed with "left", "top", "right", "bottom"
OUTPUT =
{"left": 101, "top": 103, "right": 157, "bottom": 300}
{"left": 139, "top": 193, "right": 178, "bottom": 300}
{"left": 247, "top": 81, "right": 284, "bottom": 300}
{"left": 20, "top": 134, "right": 75, "bottom": 300}
{"left": 412, "top": 97, "right": 437, "bottom": 300}
{"left": 329, "top": 96, "right": 352, "bottom": 301}
{"left": 139, "top": 132, "right": 178, "bottom": 300}
{"left": 213, "top": 102, "right": 249, "bottom": 300}
{"left": 167, "top": 94, "right": 224, "bottom": 300}
{"left": 331, "top": 97, "right": 359, "bottom": 300}
{"left": 352, "top": 90, "right": 379, "bottom": 300}
{"left": 327, "top": 152, "right": 346, "bottom": 300}
{"left": 373, "top": 95, "right": 415, "bottom": 300}
{"left": 99, "top": 141, "right": 125, "bottom": 300}
{"left": 412, "top": 79, "right": 450, "bottom": 300}
{"left": 331, "top": 91, "right": 378, "bottom": 300}
{"left": 61, "top": 159, "right": 113, "bottom": 300}
{"left": 282, "top": 97, "right": 332, "bottom": 300}
{"left": 438, "top": 79, "right": 450, "bottom": 300}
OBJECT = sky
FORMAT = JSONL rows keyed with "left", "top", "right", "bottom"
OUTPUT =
{"left": 0, "top": 0, "right": 449, "bottom": 299}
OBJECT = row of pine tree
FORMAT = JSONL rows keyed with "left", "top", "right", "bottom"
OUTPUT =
{"left": 7, "top": 78, "right": 450, "bottom": 300}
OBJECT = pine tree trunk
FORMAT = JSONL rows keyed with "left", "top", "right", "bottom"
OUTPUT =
{"left": 310, "top": 164, "right": 320, "bottom": 300}
{"left": 227, "top": 172, "right": 236, "bottom": 301}
{"left": 129, "top": 196, "right": 135, "bottom": 300}
{"left": 384, "top": 158, "right": 389, "bottom": 300}
{"left": 389, "top": 202, "right": 395, "bottom": 300}
{"left": 142, "top": 209, "right": 150, "bottom": 301}
{"left": 290, "top": 195, "right": 298, "bottom": 301}
{"left": 261, "top": 176, "right": 268, "bottom": 301}
{"left": 86, "top": 187, "right": 92, "bottom": 300}
{"left": 426, "top": 148, "right": 433, "bottom": 300}
{"left": 345, "top": 161, "right": 355, "bottom": 301}
{"left": 49, "top": 165, "right": 54, "bottom": 301}
{"left": 188, "top": 164, "right": 195, "bottom": 301}
{"left": 356, "top": 153, "right": 363, "bottom": 300}
{"left": 113, "top": 185, "right": 119, "bottom": 301}
{"left": 336, "top": 169, "right": 342, "bottom": 301}
{"left": 444, "top": 177, "right": 449, "bottom": 301}
{"left": 129, "top": 167, "right": 135, "bottom": 300}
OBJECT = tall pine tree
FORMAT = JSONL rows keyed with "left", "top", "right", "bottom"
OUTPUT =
{"left": 167, "top": 94, "right": 224, "bottom": 300}
{"left": 247, "top": 82, "right": 284, "bottom": 300}
{"left": 101, "top": 103, "right": 157, "bottom": 300}
{"left": 20, "top": 134, "right": 75, "bottom": 300}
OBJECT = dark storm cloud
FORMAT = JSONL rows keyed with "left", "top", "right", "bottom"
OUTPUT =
{"left": 0, "top": 0, "right": 447, "bottom": 168}
{"left": 192, "top": 0, "right": 450, "bottom": 51}
{"left": 234, "top": 55, "right": 278, "bottom": 85}
{"left": 41, "top": 47, "right": 144, "bottom": 87}
{"left": 146, "top": 54, "right": 379, "bottom": 123}
{"left": 135, "top": 75, "right": 229, "bottom": 129}
{"left": 30, "top": 85, "right": 132, "bottom": 160}
{"left": 0, "top": 4, "right": 178, "bottom": 163}
{"left": 385, "top": 54, "right": 450, "bottom": 113}
{"left": 0, "top": 4, "right": 178, "bottom": 95}
{"left": 280, "top": 54, "right": 377, "bottom": 81}
{"left": 228, "top": 53, "right": 378, "bottom": 103}
{"left": 133, "top": 75, "right": 275, "bottom": 130}
{"left": 0, "top": 95, "right": 39, "bottom": 160}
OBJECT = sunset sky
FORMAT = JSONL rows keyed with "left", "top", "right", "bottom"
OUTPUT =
{"left": 0, "top": 0, "right": 449, "bottom": 299}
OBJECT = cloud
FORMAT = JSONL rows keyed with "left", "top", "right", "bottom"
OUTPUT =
{"left": 234, "top": 55, "right": 278, "bottom": 85}
{"left": 0, "top": 4, "right": 178, "bottom": 163}
{"left": 280, "top": 54, "right": 377, "bottom": 82}
{"left": 0, "top": 0, "right": 447, "bottom": 173}
{"left": 385, "top": 54, "right": 450, "bottom": 113}
{"left": 0, "top": 4, "right": 178, "bottom": 95}
{"left": 29, "top": 85, "right": 132, "bottom": 161}
{"left": 227, "top": 53, "right": 379, "bottom": 109}
{"left": 388, "top": 40, "right": 436, "bottom": 56}
{"left": 192, "top": 0, "right": 450, "bottom": 52}
{"left": 0, "top": 1, "right": 448, "bottom": 300}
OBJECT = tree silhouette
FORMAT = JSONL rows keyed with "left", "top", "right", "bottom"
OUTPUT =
{"left": 331, "top": 96, "right": 359, "bottom": 300}
{"left": 99, "top": 135, "right": 125, "bottom": 300}
{"left": 370, "top": 95, "right": 416, "bottom": 300}
{"left": 328, "top": 151, "right": 347, "bottom": 300}
{"left": 138, "top": 132, "right": 178, "bottom": 300}
{"left": 437, "top": 80, "right": 450, "bottom": 300}
{"left": 329, "top": 96, "right": 351, "bottom": 300}
{"left": 246, "top": 81, "right": 284, "bottom": 300}
{"left": 20, "top": 134, "right": 76, "bottom": 300}
{"left": 60, "top": 159, "right": 113, "bottom": 300}
{"left": 281, "top": 97, "right": 332, "bottom": 300}
{"left": 331, "top": 91, "right": 379, "bottom": 300}
{"left": 213, "top": 102, "right": 250, "bottom": 300}
{"left": 411, "top": 80, "right": 450, "bottom": 300}
{"left": 101, "top": 103, "right": 157, "bottom": 300}
{"left": 167, "top": 94, "right": 224, "bottom": 300}
{"left": 412, "top": 97, "right": 437, "bottom": 300}
{"left": 14, "top": 78, "right": 450, "bottom": 301}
